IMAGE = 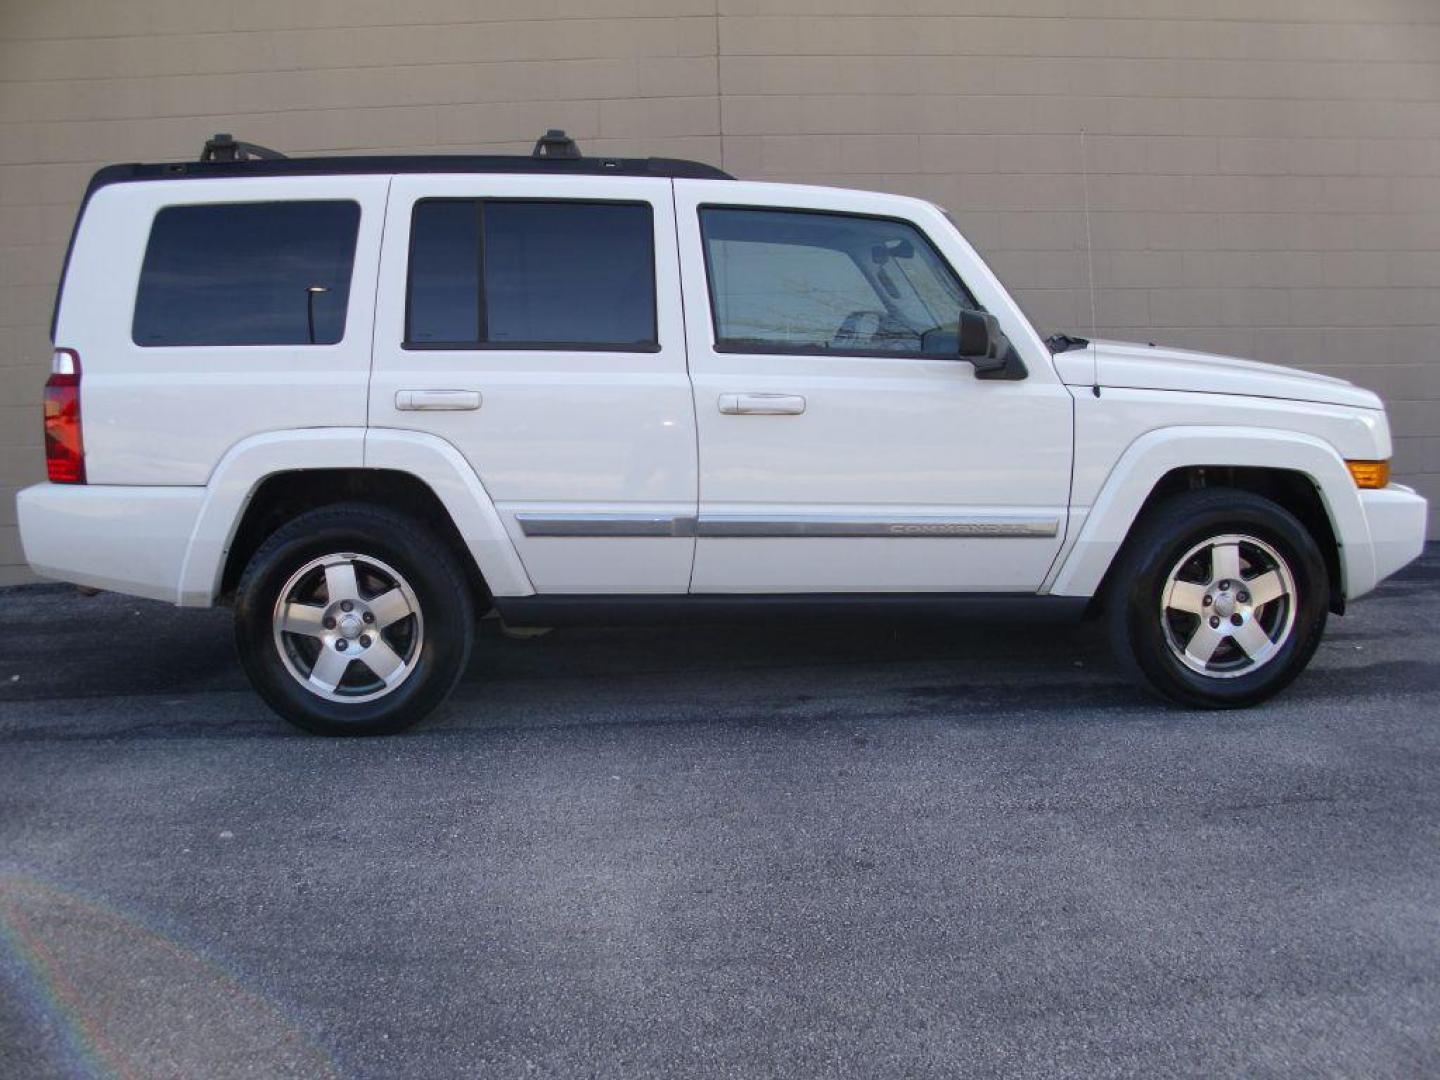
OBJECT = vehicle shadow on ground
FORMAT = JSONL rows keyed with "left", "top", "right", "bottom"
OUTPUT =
{"left": 0, "top": 584, "right": 1128, "bottom": 739}
{"left": 0, "top": 545, "right": 1434, "bottom": 742}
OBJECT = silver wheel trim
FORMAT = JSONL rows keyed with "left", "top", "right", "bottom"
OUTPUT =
{"left": 1160, "top": 533, "right": 1298, "bottom": 680}
{"left": 272, "top": 552, "right": 424, "bottom": 704}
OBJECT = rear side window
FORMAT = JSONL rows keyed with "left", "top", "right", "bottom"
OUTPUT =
{"left": 133, "top": 201, "right": 360, "bottom": 347}
{"left": 405, "top": 200, "right": 657, "bottom": 350}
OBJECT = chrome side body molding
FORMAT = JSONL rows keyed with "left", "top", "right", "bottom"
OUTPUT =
{"left": 696, "top": 514, "right": 1059, "bottom": 538}
{"left": 513, "top": 514, "right": 696, "bottom": 538}
{"left": 515, "top": 512, "right": 1061, "bottom": 539}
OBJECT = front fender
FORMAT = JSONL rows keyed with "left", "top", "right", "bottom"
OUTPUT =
{"left": 1046, "top": 426, "right": 1375, "bottom": 601}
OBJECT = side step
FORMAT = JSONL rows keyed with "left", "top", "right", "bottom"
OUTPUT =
{"left": 491, "top": 593, "right": 1088, "bottom": 628}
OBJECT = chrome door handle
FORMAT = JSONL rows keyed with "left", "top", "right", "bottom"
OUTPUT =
{"left": 395, "top": 389, "right": 481, "bottom": 411}
{"left": 718, "top": 392, "right": 807, "bottom": 415}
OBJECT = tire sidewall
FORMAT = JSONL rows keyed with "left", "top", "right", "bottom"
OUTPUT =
{"left": 236, "top": 511, "right": 472, "bottom": 735}
{"left": 1117, "top": 495, "right": 1328, "bottom": 708}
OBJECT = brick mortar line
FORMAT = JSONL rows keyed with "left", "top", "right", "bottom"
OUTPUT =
{"left": 9, "top": 90, "right": 1440, "bottom": 125}
{"left": 9, "top": 142, "right": 1440, "bottom": 166}
{"left": 4, "top": 13, "right": 1440, "bottom": 46}
{"left": 5, "top": 54, "right": 1440, "bottom": 87}
{"left": 0, "top": 14, "right": 721, "bottom": 45}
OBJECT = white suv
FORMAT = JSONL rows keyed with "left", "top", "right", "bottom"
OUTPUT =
{"left": 17, "top": 132, "right": 1428, "bottom": 735}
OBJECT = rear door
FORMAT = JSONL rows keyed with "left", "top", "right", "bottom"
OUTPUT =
{"left": 370, "top": 175, "right": 696, "bottom": 594}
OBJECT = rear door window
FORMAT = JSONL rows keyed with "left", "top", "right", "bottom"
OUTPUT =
{"left": 133, "top": 201, "right": 360, "bottom": 346}
{"left": 405, "top": 200, "right": 657, "bottom": 350}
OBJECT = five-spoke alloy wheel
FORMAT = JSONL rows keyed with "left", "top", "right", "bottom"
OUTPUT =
{"left": 273, "top": 553, "right": 424, "bottom": 703}
{"left": 235, "top": 503, "right": 474, "bottom": 735}
{"left": 1106, "top": 488, "right": 1328, "bottom": 709}
{"left": 1160, "top": 534, "right": 1297, "bottom": 678}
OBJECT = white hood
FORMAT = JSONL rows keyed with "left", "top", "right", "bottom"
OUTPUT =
{"left": 1056, "top": 339, "right": 1383, "bottom": 411}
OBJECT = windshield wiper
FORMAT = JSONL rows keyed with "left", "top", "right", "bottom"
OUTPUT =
{"left": 1045, "top": 333, "right": 1090, "bottom": 353}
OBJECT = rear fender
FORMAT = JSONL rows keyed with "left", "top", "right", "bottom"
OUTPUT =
{"left": 177, "top": 428, "right": 532, "bottom": 606}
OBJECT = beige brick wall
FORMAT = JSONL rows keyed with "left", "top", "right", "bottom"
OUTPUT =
{"left": 1, "top": 0, "right": 1436, "bottom": 585}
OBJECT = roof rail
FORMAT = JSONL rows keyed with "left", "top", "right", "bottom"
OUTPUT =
{"left": 85, "top": 131, "right": 733, "bottom": 196}
{"left": 532, "top": 129, "right": 581, "bottom": 160}
{"left": 200, "top": 133, "right": 288, "bottom": 163}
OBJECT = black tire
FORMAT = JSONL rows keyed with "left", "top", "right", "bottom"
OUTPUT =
{"left": 1104, "top": 488, "right": 1329, "bottom": 709}
{"left": 234, "top": 503, "right": 474, "bottom": 735}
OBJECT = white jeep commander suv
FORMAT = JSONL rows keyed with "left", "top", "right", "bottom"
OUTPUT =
{"left": 17, "top": 131, "right": 1428, "bottom": 735}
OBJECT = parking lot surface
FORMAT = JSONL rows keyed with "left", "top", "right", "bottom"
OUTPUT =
{"left": 1, "top": 548, "right": 1437, "bottom": 1079}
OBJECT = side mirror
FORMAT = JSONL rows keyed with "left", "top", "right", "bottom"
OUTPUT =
{"left": 957, "top": 309, "right": 1005, "bottom": 366}
{"left": 957, "top": 310, "right": 1026, "bottom": 379}
{"left": 921, "top": 311, "right": 1029, "bottom": 380}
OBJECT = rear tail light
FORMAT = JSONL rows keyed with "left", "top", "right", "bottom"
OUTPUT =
{"left": 43, "top": 348, "right": 85, "bottom": 484}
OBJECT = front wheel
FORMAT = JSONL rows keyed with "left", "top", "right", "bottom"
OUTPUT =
{"left": 1105, "top": 488, "right": 1329, "bottom": 709}
{"left": 234, "top": 503, "right": 474, "bottom": 735}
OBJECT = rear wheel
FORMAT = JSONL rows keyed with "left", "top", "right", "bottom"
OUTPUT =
{"left": 235, "top": 503, "right": 474, "bottom": 735}
{"left": 1105, "top": 488, "right": 1329, "bottom": 708}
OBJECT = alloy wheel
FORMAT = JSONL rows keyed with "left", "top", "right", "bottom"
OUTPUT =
{"left": 1159, "top": 533, "right": 1297, "bottom": 679}
{"left": 271, "top": 552, "right": 424, "bottom": 703}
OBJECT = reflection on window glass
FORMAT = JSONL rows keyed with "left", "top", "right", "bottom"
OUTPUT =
{"left": 133, "top": 201, "right": 359, "bottom": 346}
{"left": 706, "top": 239, "right": 874, "bottom": 347}
{"left": 700, "top": 208, "right": 977, "bottom": 356}
{"left": 405, "top": 199, "right": 657, "bottom": 349}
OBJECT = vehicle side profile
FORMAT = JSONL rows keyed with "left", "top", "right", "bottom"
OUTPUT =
{"left": 18, "top": 132, "right": 1429, "bottom": 734}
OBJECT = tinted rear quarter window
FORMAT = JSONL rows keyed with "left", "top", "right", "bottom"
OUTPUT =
{"left": 406, "top": 199, "right": 656, "bottom": 350}
{"left": 406, "top": 201, "right": 481, "bottom": 346}
{"left": 133, "top": 200, "right": 360, "bottom": 347}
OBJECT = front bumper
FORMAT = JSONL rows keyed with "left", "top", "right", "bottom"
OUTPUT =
{"left": 1356, "top": 483, "right": 1428, "bottom": 597}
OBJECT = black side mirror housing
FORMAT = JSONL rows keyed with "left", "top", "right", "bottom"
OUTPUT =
{"left": 956, "top": 310, "right": 1027, "bottom": 381}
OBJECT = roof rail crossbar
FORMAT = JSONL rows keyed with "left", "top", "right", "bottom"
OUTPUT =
{"left": 201, "top": 133, "right": 288, "bottom": 163}
{"left": 532, "top": 129, "right": 581, "bottom": 160}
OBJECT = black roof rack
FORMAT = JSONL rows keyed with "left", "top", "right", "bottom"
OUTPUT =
{"left": 85, "top": 129, "right": 732, "bottom": 198}
{"left": 531, "top": 128, "right": 581, "bottom": 160}
{"left": 200, "top": 133, "right": 288, "bottom": 162}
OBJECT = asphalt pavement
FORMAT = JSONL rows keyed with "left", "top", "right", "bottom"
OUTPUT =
{"left": 1, "top": 548, "right": 1437, "bottom": 1079}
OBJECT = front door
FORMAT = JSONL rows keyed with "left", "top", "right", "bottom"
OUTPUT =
{"left": 674, "top": 182, "right": 1073, "bottom": 594}
{"left": 370, "top": 175, "right": 697, "bottom": 594}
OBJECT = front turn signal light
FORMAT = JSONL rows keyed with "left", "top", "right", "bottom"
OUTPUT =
{"left": 1346, "top": 460, "right": 1390, "bottom": 489}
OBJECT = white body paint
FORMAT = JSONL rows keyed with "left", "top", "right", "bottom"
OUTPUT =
{"left": 18, "top": 170, "right": 1427, "bottom": 609}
